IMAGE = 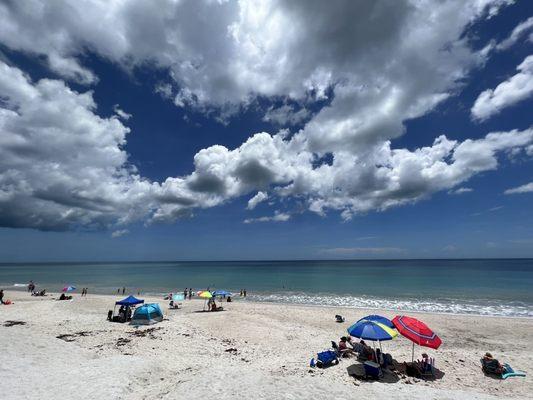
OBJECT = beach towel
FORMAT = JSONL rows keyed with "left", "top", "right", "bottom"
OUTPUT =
{"left": 502, "top": 364, "right": 526, "bottom": 379}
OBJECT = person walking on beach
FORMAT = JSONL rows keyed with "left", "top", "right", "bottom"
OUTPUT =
{"left": 243, "top": 289, "right": 247, "bottom": 297}
{"left": 122, "top": 287, "right": 125, "bottom": 295}
{"left": 184, "top": 288, "right": 188, "bottom": 299}
{"left": 0, "top": 289, "right": 4, "bottom": 304}
{"left": 188, "top": 288, "right": 192, "bottom": 300}
{"left": 117, "top": 288, "right": 120, "bottom": 294}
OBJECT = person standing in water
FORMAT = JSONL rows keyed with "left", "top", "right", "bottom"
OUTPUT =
{"left": 243, "top": 289, "right": 247, "bottom": 297}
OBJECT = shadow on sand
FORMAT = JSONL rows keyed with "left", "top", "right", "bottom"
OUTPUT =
{"left": 347, "top": 360, "right": 446, "bottom": 383}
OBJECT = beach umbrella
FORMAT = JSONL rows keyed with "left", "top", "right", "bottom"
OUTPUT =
{"left": 348, "top": 319, "right": 398, "bottom": 341}
{"left": 392, "top": 315, "right": 442, "bottom": 362}
{"left": 212, "top": 290, "right": 231, "bottom": 297}
{"left": 197, "top": 291, "right": 213, "bottom": 298}
{"left": 357, "top": 314, "right": 395, "bottom": 329}
{"left": 197, "top": 290, "right": 213, "bottom": 311}
{"left": 62, "top": 286, "right": 76, "bottom": 292}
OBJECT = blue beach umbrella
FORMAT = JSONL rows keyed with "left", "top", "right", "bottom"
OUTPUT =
{"left": 62, "top": 286, "right": 76, "bottom": 292}
{"left": 348, "top": 319, "right": 398, "bottom": 341}
{"left": 357, "top": 314, "right": 395, "bottom": 329}
{"left": 212, "top": 290, "right": 231, "bottom": 297}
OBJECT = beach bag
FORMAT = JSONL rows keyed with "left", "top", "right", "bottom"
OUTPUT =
{"left": 316, "top": 350, "right": 338, "bottom": 368}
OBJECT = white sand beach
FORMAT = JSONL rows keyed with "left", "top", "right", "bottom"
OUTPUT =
{"left": 0, "top": 290, "right": 531, "bottom": 400}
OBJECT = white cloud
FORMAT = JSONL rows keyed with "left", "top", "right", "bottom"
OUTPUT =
{"left": 504, "top": 182, "right": 533, "bottom": 194}
{"left": 320, "top": 247, "right": 405, "bottom": 256}
{"left": 111, "top": 229, "right": 129, "bottom": 238}
{"left": 247, "top": 191, "right": 268, "bottom": 210}
{"left": 1, "top": 1, "right": 532, "bottom": 232}
{"left": 263, "top": 105, "right": 310, "bottom": 126}
{"left": 496, "top": 16, "right": 533, "bottom": 50}
{"left": 0, "top": 61, "right": 156, "bottom": 230}
{"left": 113, "top": 105, "right": 132, "bottom": 120}
{"left": 471, "top": 55, "right": 533, "bottom": 121}
{"left": 449, "top": 187, "right": 473, "bottom": 195}
{"left": 243, "top": 212, "right": 290, "bottom": 224}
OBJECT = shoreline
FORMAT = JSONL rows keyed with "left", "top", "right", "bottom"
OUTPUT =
{"left": 4, "top": 288, "right": 532, "bottom": 320}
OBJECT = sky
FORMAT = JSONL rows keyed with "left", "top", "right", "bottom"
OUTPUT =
{"left": 0, "top": 0, "right": 532, "bottom": 262}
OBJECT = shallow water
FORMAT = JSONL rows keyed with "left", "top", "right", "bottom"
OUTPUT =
{"left": 1, "top": 259, "right": 532, "bottom": 317}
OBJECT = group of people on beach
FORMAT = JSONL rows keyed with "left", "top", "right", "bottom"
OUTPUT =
{"left": 183, "top": 288, "right": 194, "bottom": 299}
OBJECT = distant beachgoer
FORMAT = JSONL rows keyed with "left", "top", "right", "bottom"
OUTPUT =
{"left": 188, "top": 288, "right": 192, "bottom": 300}
{"left": 117, "top": 288, "right": 120, "bottom": 294}
{"left": 0, "top": 289, "right": 4, "bottom": 304}
{"left": 243, "top": 289, "right": 247, "bottom": 297}
{"left": 239, "top": 289, "right": 243, "bottom": 297}
{"left": 227, "top": 296, "right": 232, "bottom": 302}
{"left": 184, "top": 288, "right": 188, "bottom": 298}
{"left": 122, "top": 287, "right": 125, "bottom": 295}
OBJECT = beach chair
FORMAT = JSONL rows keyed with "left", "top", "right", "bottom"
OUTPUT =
{"left": 363, "top": 361, "right": 383, "bottom": 379}
{"left": 420, "top": 357, "right": 436, "bottom": 379}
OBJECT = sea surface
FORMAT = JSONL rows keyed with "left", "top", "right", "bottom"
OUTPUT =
{"left": 1, "top": 259, "right": 532, "bottom": 317}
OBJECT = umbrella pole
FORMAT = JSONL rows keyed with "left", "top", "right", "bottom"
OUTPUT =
{"left": 411, "top": 342, "right": 414, "bottom": 363}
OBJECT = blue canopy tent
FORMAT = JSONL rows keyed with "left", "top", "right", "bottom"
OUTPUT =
{"left": 116, "top": 295, "right": 144, "bottom": 306}
{"left": 131, "top": 303, "right": 163, "bottom": 325}
{"left": 108, "top": 296, "right": 144, "bottom": 323}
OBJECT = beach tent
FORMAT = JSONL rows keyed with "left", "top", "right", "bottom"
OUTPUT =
{"left": 109, "top": 295, "right": 145, "bottom": 322}
{"left": 131, "top": 303, "right": 163, "bottom": 325}
{"left": 116, "top": 295, "right": 144, "bottom": 306}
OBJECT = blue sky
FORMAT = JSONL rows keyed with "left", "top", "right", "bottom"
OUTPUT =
{"left": 0, "top": 0, "right": 532, "bottom": 261}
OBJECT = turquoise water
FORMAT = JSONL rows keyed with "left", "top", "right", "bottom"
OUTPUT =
{"left": 1, "top": 259, "right": 532, "bottom": 317}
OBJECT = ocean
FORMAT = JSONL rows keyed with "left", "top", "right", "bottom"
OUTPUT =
{"left": 1, "top": 259, "right": 532, "bottom": 317}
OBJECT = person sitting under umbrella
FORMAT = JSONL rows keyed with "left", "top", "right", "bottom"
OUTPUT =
{"left": 338, "top": 337, "right": 356, "bottom": 357}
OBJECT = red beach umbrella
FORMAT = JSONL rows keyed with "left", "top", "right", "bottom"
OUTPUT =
{"left": 392, "top": 315, "right": 442, "bottom": 362}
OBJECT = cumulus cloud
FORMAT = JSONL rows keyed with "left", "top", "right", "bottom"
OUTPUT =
{"left": 243, "top": 212, "right": 290, "bottom": 224}
{"left": 1, "top": 0, "right": 531, "bottom": 232}
{"left": 504, "top": 182, "right": 533, "bottom": 194}
{"left": 0, "top": 61, "right": 156, "bottom": 230}
{"left": 247, "top": 191, "right": 268, "bottom": 210}
{"left": 471, "top": 55, "right": 533, "bottom": 121}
